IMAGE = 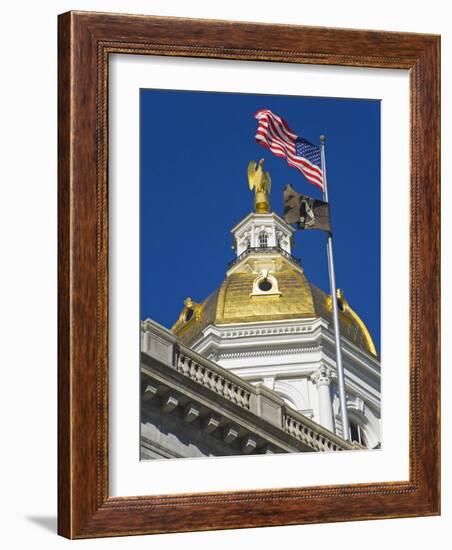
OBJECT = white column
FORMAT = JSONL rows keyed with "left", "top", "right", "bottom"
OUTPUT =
{"left": 311, "top": 366, "right": 335, "bottom": 433}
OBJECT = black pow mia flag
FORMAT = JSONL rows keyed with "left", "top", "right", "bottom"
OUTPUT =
{"left": 283, "top": 184, "right": 331, "bottom": 233}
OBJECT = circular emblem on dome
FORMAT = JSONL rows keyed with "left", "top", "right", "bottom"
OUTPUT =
{"left": 258, "top": 279, "right": 273, "bottom": 292}
{"left": 250, "top": 270, "right": 281, "bottom": 298}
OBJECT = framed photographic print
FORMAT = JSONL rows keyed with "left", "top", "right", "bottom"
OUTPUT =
{"left": 58, "top": 11, "right": 440, "bottom": 538}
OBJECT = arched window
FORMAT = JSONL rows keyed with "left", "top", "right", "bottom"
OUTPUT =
{"left": 349, "top": 420, "right": 367, "bottom": 446}
{"left": 273, "top": 380, "right": 308, "bottom": 412}
{"left": 258, "top": 232, "right": 268, "bottom": 248}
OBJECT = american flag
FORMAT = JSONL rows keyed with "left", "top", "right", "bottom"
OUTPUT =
{"left": 254, "top": 109, "right": 324, "bottom": 190}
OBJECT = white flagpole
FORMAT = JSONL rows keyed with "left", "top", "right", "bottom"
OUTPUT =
{"left": 320, "top": 135, "right": 350, "bottom": 442}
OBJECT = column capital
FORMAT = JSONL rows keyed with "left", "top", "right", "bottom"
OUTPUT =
{"left": 311, "top": 365, "right": 334, "bottom": 387}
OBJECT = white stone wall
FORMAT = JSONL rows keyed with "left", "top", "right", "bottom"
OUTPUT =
{"left": 192, "top": 318, "right": 381, "bottom": 448}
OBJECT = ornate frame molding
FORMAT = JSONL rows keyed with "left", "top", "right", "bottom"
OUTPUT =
{"left": 58, "top": 11, "right": 440, "bottom": 538}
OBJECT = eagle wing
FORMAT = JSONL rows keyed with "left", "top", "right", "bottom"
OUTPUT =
{"left": 247, "top": 160, "right": 257, "bottom": 190}
{"left": 265, "top": 171, "right": 271, "bottom": 194}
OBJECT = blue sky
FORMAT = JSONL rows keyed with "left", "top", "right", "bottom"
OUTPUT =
{"left": 140, "top": 89, "right": 381, "bottom": 351}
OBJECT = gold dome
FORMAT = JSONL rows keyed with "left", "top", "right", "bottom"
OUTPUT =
{"left": 171, "top": 264, "right": 377, "bottom": 355}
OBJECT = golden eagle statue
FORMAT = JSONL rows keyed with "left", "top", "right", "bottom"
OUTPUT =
{"left": 247, "top": 159, "right": 271, "bottom": 213}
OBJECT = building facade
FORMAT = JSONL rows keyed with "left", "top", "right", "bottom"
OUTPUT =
{"left": 141, "top": 182, "right": 381, "bottom": 459}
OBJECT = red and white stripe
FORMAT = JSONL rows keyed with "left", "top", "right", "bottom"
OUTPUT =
{"left": 254, "top": 109, "right": 324, "bottom": 190}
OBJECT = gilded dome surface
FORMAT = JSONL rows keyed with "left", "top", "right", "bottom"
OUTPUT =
{"left": 171, "top": 265, "right": 377, "bottom": 355}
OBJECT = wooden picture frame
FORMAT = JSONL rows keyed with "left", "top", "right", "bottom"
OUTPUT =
{"left": 58, "top": 11, "right": 440, "bottom": 539}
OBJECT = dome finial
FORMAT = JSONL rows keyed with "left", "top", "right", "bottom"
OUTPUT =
{"left": 247, "top": 159, "right": 271, "bottom": 213}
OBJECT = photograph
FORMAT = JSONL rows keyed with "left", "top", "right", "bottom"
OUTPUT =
{"left": 139, "top": 90, "right": 381, "bottom": 459}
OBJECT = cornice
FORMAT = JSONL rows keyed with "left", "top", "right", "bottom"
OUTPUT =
{"left": 212, "top": 345, "right": 321, "bottom": 360}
